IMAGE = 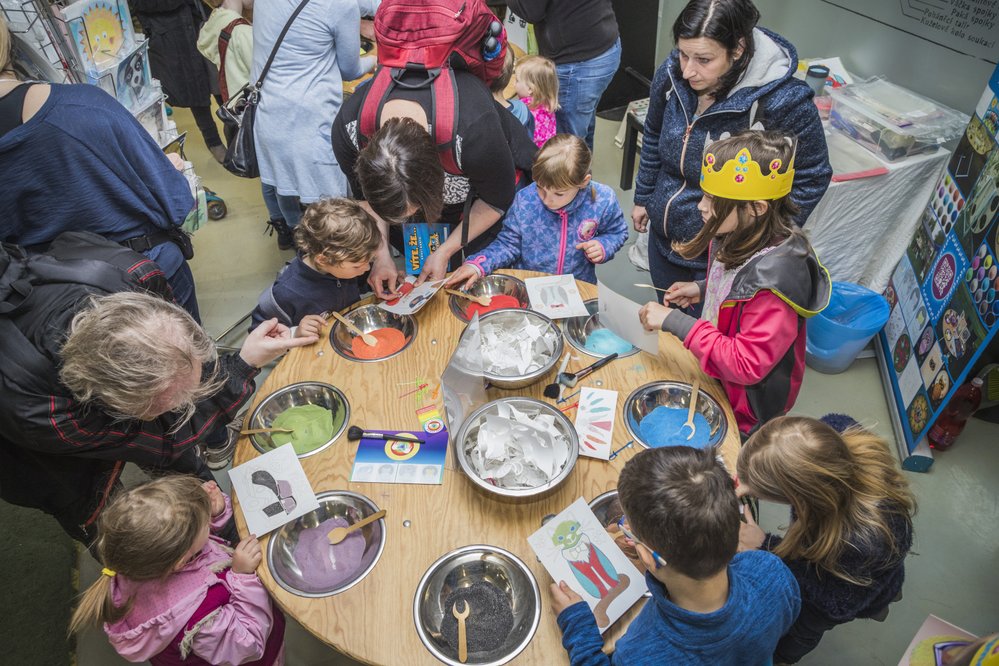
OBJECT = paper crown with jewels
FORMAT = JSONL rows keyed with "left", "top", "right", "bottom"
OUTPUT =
{"left": 700, "top": 144, "right": 796, "bottom": 201}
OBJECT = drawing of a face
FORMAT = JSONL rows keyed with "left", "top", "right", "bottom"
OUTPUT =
{"left": 551, "top": 519, "right": 582, "bottom": 549}
{"left": 83, "top": 5, "right": 125, "bottom": 61}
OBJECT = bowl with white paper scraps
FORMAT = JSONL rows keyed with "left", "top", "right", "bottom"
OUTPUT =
{"left": 455, "top": 309, "right": 564, "bottom": 389}
{"left": 454, "top": 397, "right": 579, "bottom": 502}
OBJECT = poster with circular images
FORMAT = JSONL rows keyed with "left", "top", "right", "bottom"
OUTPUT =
{"left": 921, "top": 234, "right": 970, "bottom": 324}
{"left": 935, "top": 284, "right": 988, "bottom": 380}
{"left": 907, "top": 209, "right": 945, "bottom": 284}
{"left": 906, "top": 391, "right": 931, "bottom": 438}
{"left": 966, "top": 242, "right": 999, "bottom": 328}
{"left": 958, "top": 146, "right": 999, "bottom": 257}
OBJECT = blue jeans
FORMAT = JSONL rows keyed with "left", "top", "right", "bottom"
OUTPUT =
{"left": 261, "top": 182, "right": 303, "bottom": 227}
{"left": 555, "top": 39, "right": 622, "bottom": 150}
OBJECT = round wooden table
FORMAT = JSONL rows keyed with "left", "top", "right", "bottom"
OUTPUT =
{"left": 232, "top": 270, "right": 740, "bottom": 665}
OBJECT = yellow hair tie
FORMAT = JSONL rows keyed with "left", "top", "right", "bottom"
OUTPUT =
{"left": 101, "top": 567, "right": 116, "bottom": 577}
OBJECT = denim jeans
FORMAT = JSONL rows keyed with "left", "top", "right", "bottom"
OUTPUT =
{"left": 555, "top": 39, "right": 622, "bottom": 150}
{"left": 261, "top": 182, "right": 303, "bottom": 227}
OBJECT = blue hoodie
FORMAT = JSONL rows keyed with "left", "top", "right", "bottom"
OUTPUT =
{"left": 634, "top": 28, "right": 832, "bottom": 271}
{"left": 556, "top": 550, "right": 801, "bottom": 665}
{"left": 467, "top": 180, "right": 628, "bottom": 283}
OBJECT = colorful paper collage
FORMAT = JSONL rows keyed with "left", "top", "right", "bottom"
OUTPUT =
{"left": 350, "top": 429, "right": 448, "bottom": 485}
{"left": 574, "top": 387, "right": 618, "bottom": 460}
{"left": 879, "top": 63, "right": 999, "bottom": 461}
{"left": 228, "top": 444, "right": 320, "bottom": 537}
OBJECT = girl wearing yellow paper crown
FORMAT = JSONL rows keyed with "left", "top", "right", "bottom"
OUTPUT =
{"left": 639, "top": 130, "right": 830, "bottom": 435}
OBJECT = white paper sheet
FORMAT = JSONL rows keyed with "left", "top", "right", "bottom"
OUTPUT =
{"left": 527, "top": 497, "right": 646, "bottom": 632}
{"left": 574, "top": 387, "right": 618, "bottom": 460}
{"left": 526, "top": 275, "right": 589, "bottom": 319}
{"left": 228, "top": 444, "right": 320, "bottom": 537}
{"left": 597, "top": 281, "right": 659, "bottom": 355}
{"left": 378, "top": 276, "right": 447, "bottom": 316}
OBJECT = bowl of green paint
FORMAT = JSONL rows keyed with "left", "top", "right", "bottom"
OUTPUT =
{"left": 561, "top": 299, "right": 639, "bottom": 359}
{"left": 623, "top": 381, "right": 727, "bottom": 449}
{"left": 248, "top": 382, "right": 350, "bottom": 458}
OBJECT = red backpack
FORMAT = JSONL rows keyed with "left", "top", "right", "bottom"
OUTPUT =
{"left": 358, "top": 0, "right": 507, "bottom": 175}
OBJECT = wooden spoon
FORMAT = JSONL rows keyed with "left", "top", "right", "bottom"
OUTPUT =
{"left": 683, "top": 376, "right": 701, "bottom": 441}
{"left": 327, "top": 310, "right": 377, "bottom": 347}
{"left": 444, "top": 288, "right": 492, "bottom": 307}
{"left": 239, "top": 427, "right": 294, "bottom": 436}
{"left": 327, "top": 509, "right": 387, "bottom": 545}
{"left": 634, "top": 282, "right": 672, "bottom": 293}
{"left": 452, "top": 600, "right": 470, "bottom": 663}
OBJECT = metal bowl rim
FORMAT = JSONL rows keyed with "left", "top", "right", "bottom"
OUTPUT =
{"left": 561, "top": 299, "right": 640, "bottom": 360}
{"left": 622, "top": 380, "right": 729, "bottom": 449}
{"left": 329, "top": 304, "right": 418, "bottom": 364}
{"left": 449, "top": 274, "right": 530, "bottom": 323}
{"left": 412, "top": 543, "right": 542, "bottom": 666}
{"left": 265, "top": 489, "right": 386, "bottom": 598}
{"left": 248, "top": 382, "right": 351, "bottom": 459}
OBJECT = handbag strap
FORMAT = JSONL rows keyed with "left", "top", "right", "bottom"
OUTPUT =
{"left": 254, "top": 0, "right": 312, "bottom": 89}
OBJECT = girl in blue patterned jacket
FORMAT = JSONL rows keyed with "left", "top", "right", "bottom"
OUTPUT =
{"left": 447, "top": 134, "right": 629, "bottom": 287}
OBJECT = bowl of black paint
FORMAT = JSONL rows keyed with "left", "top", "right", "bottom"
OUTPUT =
{"left": 623, "top": 381, "right": 728, "bottom": 449}
{"left": 561, "top": 299, "right": 639, "bottom": 359}
{"left": 414, "top": 544, "right": 540, "bottom": 665}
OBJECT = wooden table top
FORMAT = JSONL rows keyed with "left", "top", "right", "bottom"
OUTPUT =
{"left": 232, "top": 270, "right": 739, "bottom": 665}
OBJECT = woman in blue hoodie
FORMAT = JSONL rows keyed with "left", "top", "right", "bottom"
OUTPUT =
{"left": 632, "top": 0, "right": 831, "bottom": 313}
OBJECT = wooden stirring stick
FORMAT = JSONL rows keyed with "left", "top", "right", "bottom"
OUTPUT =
{"left": 634, "top": 282, "right": 672, "bottom": 293}
{"left": 683, "top": 376, "right": 701, "bottom": 441}
{"left": 328, "top": 509, "right": 387, "bottom": 545}
{"left": 444, "top": 288, "right": 492, "bottom": 307}
{"left": 239, "top": 427, "right": 294, "bottom": 436}
{"left": 327, "top": 310, "right": 377, "bottom": 347}
{"left": 452, "top": 600, "right": 470, "bottom": 663}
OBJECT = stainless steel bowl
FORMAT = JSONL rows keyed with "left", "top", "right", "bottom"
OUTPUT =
{"left": 413, "top": 544, "right": 540, "bottom": 666}
{"left": 454, "top": 397, "right": 579, "bottom": 502}
{"left": 588, "top": 489, "right": 625, "bottom": 528}
{"left": 449, "top": 274, "right": 530, "bottom": 322}
{"left": 457, "top": 309, "right": 564, "bottom": 390}
{"left": 623, "top": 381, "right": 727, "bottom": 448}
{"left": 561, "top": 299, "right": 639, "bottom": 359}
{"left": 248, "top": 382, "right": 350, "bottom": 458}
{"left": 267, "top": 490, "right": 385, "bottom": 598}
{"left": 330, "top": 304, "right": 417, "bottom": 362}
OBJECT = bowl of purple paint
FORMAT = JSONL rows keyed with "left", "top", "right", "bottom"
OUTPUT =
{"left": 267, "top": 490, "right": 386, "bottom": 598}
{"left": 623, "top": 381, "right": 728, "bottom": 449}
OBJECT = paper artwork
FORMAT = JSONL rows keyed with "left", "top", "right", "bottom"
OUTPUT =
{"left": 61, "top": 0, "right": 135, "bottom": 69}
{"left": 574, "top": 387, "right": 618, "bottom": 460}
{"left": 228, "top": 444, "right": 319, "bottom": 537}
{"left": 527, "top": 497, "right": 646, "bottom": 632}
{"left": 350, "top": 429, "right": 448, "bottom": 485}
{"left": 462, "top": 400, "right": 571, "bottom": 489}
{"left": 525, "top": 274, "right": 589, "bottom": 319}
{"left": 378, "top": 275, "right": 446, "bottom": 316}
{"left": 597, "top": 282, "right": 659, "bottom": 355}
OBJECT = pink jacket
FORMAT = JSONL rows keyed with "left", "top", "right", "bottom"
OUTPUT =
{"left": 104, "top": 496, "right": 283, "bottom": 665}
{"left": 661, "top": 233, "right": 830, "bottom": 433}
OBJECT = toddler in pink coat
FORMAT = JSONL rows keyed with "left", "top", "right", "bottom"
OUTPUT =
{"left": 514, "top": 55, "right": 560, "bottom": 147}
{"left": 70, "top": 475, "right": 285, "bottom": 665}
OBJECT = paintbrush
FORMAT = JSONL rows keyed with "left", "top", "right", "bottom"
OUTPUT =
{"left": 346, "top": 425, "right": 426, "bottom": 444}
{"left": 542, "top": 353, "right": 619, "bottom": 398}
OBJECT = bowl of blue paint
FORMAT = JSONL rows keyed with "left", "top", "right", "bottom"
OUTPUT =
{"left": 623, "top": 381, "right": 727, "bottom": 449}
{"left": 561, "top": 299, "right": 639, "bottom": 359}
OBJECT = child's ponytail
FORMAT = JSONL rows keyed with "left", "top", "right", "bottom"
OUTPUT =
{"left": 68, "top": 570, "right": 132, "bottom": 635}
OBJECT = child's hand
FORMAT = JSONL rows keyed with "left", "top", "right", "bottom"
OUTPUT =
{"left": 738, "top": 509, "right": 767, "bottom": 552}
{"left": 576, "top": 240, "right": 605, "bottom": 264}
{"left": 638, "top": 301, "right": 673, "bottom": 331}
{"left": 297, "top": 314, "right": 326, "bottom": 339}
{"left": 445, "top": 264, "right": 481, "bottom": 290}
{"left": 549, "top": 580, "right": 583, "bottom": 617}
{"left": 201, "top": 481, "right": 226, "bottom": 517}
{"left": 662, "top": 281, "right": 701, "bottom": 308}
{"left": 232, "top": 535, "right": 262, "bottom": 574}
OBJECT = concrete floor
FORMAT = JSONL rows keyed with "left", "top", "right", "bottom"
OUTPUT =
{"left": 75, "top": 109, "right": 999, "bottom": 665}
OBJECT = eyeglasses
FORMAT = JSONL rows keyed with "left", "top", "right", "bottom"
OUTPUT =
{"left": 617, "top": 516, "right": 667, "bottom": 568}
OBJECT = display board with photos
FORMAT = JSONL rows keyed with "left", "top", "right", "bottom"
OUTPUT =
{"left": 878, "top": 63, "right": 999, "bottom": 470}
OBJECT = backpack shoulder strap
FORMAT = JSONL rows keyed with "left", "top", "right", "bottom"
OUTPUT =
{"left": 357, "top": 66, "right": 395, "bottom": 148}
{"left": 218, "top": 17, "right": 251, "bottom": 101}
{"left": 431, "top": 68, "right": 460, "bottom": 175}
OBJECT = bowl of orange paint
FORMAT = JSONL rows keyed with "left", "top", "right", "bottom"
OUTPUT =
{"left": 449, "top": 274, "right": 529, "bottom": 322}
{"left": 330, "top": 304, "right": 417, "bottom": 362}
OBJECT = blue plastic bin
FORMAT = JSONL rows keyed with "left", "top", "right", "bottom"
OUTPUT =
{"left": 806, "top": 282, "right": 890, "bottom": 374}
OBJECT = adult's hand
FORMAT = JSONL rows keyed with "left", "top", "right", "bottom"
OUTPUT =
{"left": 631, "top": 205, "right": 649, "bottom": 233}
{"left": 416, "top": 247, "right": 452, "bottom": 285}
{"left": 239, "top": 318, "right": 316, "bottom": 368}
{"left": 368, "top": 249, "right": 402, "bottom": 299}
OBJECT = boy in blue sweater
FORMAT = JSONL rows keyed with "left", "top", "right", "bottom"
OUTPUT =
{"left": 551, "top": 446, "right": 800, "bottom": 665}
{"left": 446, "top": 134, "right": 628, "bottom": 287}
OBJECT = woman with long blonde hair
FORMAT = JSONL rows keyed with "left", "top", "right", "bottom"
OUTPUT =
{"left": 736, "top": 415, "right": 916, "bottom": 663}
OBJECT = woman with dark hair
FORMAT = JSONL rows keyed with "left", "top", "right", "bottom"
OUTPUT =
{"left": 331, "top": 67, "right": 536, "bottom": 298}
{"left": 632, "top": 0, "right": 831, "bottom": 313}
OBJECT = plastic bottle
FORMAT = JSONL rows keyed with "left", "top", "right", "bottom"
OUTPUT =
{"left": 927, "top": 377, "right": 983, "bottom": 451}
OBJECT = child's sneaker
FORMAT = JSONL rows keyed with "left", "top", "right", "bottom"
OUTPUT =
{"left": 202, "top": 411, "right": 245, "bottom": 470}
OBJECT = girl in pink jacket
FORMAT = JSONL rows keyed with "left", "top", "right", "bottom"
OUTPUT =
{"left": 639, "top": 130, "right": 830, "bottom": 435}
{"left": 70, "top": 476, "right": 284, "bottom": 665}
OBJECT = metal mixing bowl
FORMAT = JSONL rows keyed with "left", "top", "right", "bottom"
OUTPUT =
{"left": 449, "top": 274, "right": 530, "bottom": 322}
{"left": 561, "top": 299, "right": 639, "bottom": 359}
{"left": 267, "top": 490, "right": 385, "bottom": 598}
{"left": 454, "top": 397, "right": 579, "bottom": 502}
{"left": 457, "top": 309, "right": 564, "bottom": 390}
{"left": 248, "top": 382, "right": 350, "bottom": 458}
{"left": 623, "top": 381, "right": 728, "bottom": 448}
{"left": 413, "top": 544, "right": 540, "bottom": 666}
{"left": 330, "top": 304, "right": 417, "bottom": 362}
